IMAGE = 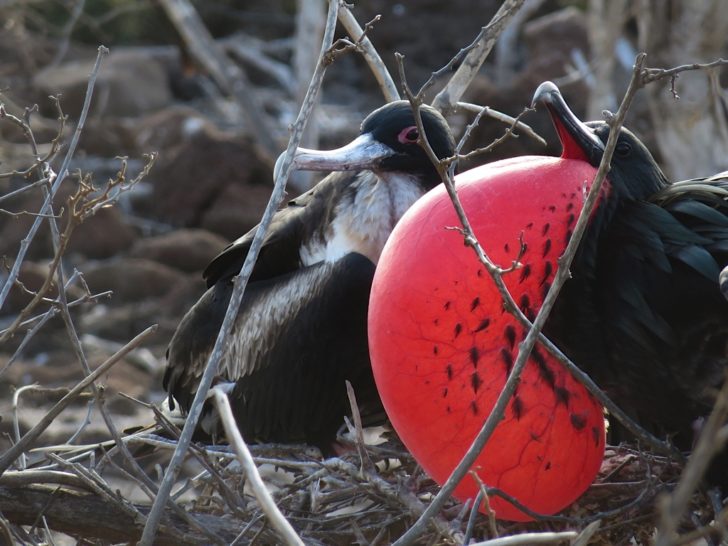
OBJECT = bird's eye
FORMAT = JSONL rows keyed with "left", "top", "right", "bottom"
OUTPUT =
{"left": 398, "top": 126, "right": 420, "bottom": 144}
{"left": 615, "top": 141, "right": 631, "bottom": 158}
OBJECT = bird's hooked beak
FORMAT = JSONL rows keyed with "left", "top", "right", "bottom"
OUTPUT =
{"left": 532, "top": 81, "right": 604, "bottom": 167}
{"left": 273, "top": 133, "right": 396, "bottom": 181}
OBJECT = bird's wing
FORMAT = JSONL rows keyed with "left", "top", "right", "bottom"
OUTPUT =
{"left": 202, "top": 175, "right": 341, "bottom": 287}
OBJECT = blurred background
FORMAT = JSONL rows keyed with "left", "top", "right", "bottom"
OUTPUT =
{"left": 2, "top": 0, "right": 728, "bottom": 458}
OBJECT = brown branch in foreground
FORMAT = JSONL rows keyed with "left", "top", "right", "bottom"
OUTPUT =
{"left": 0, "top": 484, "right": 240, "bottom": 545}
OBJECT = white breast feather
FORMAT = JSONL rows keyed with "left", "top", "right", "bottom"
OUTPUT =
{"left": 300, "top": 172, "right": 424, "bottom": 265}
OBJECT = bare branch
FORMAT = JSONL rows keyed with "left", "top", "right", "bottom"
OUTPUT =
{"left": 0, "top": 324, "right": 157, "bottom": 475}
{"left": 139, "top": 1, "right": 342, "bottom": 543}
{"left": 456, "top": 101, "right": 547, "bottom": 147}
{"left": 157, "top": 0, "right": 279, "bottom": 167}
{"left": 0, "top": 45, "right": 108, "bottom": 314}
{"left": 212, "top": 389, "right": 304, "bottom": 546}
{"left": 338, "top": 6, "right": 399, "bottom": 102}
{"left": 655, "top": 374, "right": 728, "bottom": 546}
{"left": 432, "top": 0, "right": 526, "bottom": 113}
{"left": 393, "top": 52, "right": 656, "bottom": 546}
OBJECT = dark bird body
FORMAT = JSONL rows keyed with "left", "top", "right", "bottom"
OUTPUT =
{"left": 163, "top": 101, "right": 455, "bottom": 449}
{"left": 534, "top": 82, "right": 728, "bottom": 476}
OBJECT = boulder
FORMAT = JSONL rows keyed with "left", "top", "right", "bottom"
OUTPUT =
{"left": 128, "top": 228, "right": 228, "bottom": 274}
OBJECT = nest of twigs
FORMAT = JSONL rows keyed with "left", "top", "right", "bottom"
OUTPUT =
{"left": 1, "top": 414, "right": 709, "bottom": 546}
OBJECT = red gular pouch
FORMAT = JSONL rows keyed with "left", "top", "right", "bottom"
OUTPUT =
{"left": 368, "top": 156, "right": 607, "bottom": 522}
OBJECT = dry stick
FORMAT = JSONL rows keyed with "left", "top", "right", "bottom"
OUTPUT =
{"left": 157, "top": 0, "right": 279, "bottom": 167}
{"left": 0, "top": 45, "right": 108, "bottom": 314}
{"left": 655, "top": 375, "right": 728, "bottom": 546}
{"left": 471, "top": 532, "right": 577, "bottom": 546}
{"left": 337, "top": 6, "right": 399, "bottom": 102}
{"left": 0, "top": 324, "right": 157, "bottom": 475}
{"left": 212, "top": 390, "right": 304, "bottom": 546}
{"left": 456, "top": 101, "right": 547, "bottom": 147}
{"left": 431, "top": 0, "right": 526, "bottom": 114}
{"left": 138, "top": 1, "right": 341, "bottom": 543}
{"left": 393, "top": 53, "right": 651, "bottom": 546}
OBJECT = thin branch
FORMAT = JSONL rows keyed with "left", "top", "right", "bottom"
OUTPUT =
{"left": 641, "top": 58, "right": 728, "bottom": 85}
{"left": 655, "top": 373, "right": 728, "bottom": 546}
{"left": 456, "top": 101, "right": 547, "bottom": 147}
{"left": 212, "top": 390, "right": 304, "bottom": 546}
{"left": 393, "top": 53, "right": 651, "bottom": 546}
{"left": 0, "top": 324, "right": 157, "bottom": 475}
{"left": 470, "top": 531, "right": 577, "bottom": 546}
{"left": 337, "top": 6, "right": 399, "bottom": 102}
{"left": 431, "top": 0, "right": 526, "bottom": 113}
{"left": 138, "top": 1, "right": 342, "bottom": 543}
{"left": 0, "top": 45, "right": 108, "bottom": 314}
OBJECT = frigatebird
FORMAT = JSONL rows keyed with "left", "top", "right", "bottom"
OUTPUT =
{"left": 533, "top": 82, "right": 728, "bottom": 475}
{"left": 163, "top": 101, "right": 455, "bottom": 449}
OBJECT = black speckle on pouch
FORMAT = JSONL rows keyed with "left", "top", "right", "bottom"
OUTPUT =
{"left": 473, "top": 318, "right": 491, "bottom": 333}
{"left": 469, "top": 346, "right": 479, "bottom": 368}
{"left": 532, "top": 348, "right": 555, "bottom": 389}
{"left": 519, "top": 264, "right": 532, "bottom": 283}
{"left": 504, "top": 325, "right": 516, "bottom": 349}
{"left": 446, "top": 363, "right": 454, "bottom": 380}
{"left": 470, "top": 297, "right": 480, "bottom": 311}
{"left": 444, "top": 301, "right": 451, "bottom": 311}
{"left": 555, "top": 386, "right": 570, "bottom": 407}
{"left": 519, "top": 294, "right": 531, "bottom": 314}
{"left": 570, "top": 413, "right": 587, "bottom": 430}
{"left": 592, "top": 426, "right": 602, "bottom": 446}
{"left": 542, "top": 238, "right": 552, "bottom": 258}
{"left": 567, "top": 213, "right": 576, "bottom": 227}
{"left": 470, "top": 401, "right": 479, "bottom": 416}
{"left": 442, "top": 388, "right": 448, "bottom": 398}
{"left": 545, "top": 461, "right": 552, "bottom": 471}
{"left": 512, "top": 396, "right": 524, "bottom": 420}
{"left": 433, "top": 345, "right": 439, "bottom": 355}
{"left": 454, "top": 323, "right": 463, "bottom": 338}
{"left": 471, "top": 372, "right": 482, "bottom": 393}
{"left": 504, "top": 242, "right": 510, "bottom": 253}
{"left": 542, "top": 281, "right": 551, "bottom": 300}
{"left": 541, "top": 261, "right": 553, "bottom": 285}
{"left": 542, "top": 223, "right": 550, "bottom": 236}
{"left": 500, "top": 348, "right": 513, "bottom": 374}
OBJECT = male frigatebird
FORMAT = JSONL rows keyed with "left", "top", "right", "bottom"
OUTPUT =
{"left": 163, "top": 101, "right": 455, "bottom": 449}
{"left": 533, "top": 82, "right": 728, "bottom": 473}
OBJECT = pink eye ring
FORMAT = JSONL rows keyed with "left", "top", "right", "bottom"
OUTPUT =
{"left": 398, "top": 126, "right": 420, "bottom": 144}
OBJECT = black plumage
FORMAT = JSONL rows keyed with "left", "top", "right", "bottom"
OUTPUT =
{"left": 533, "top": 82, "right": 728, "bottom": 479}
{"left": 163, "top": 101, "right": 455, "bottom": 449}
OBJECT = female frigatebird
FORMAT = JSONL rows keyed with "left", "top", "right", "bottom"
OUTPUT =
{"left": 163, "top": 101, "right": 455, "bottom": 449}
{"left": 533, "top": 82, "right": 728, "bottom": 470}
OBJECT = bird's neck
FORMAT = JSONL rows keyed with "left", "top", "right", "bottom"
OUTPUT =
{"left": 304, "top": 171, "right": 426, "bottom": 265}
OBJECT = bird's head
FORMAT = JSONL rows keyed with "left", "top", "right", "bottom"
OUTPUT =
{"left": 532, "top": 81, "right": 668, "bottom": 200}
{"left": 280, "top": 101, "right": 455, "bottom": 190}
